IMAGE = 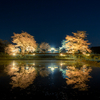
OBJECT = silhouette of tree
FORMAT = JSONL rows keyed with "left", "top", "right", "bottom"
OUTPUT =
{"left": 0, "top": 39, "right": 9, "bottom": 53}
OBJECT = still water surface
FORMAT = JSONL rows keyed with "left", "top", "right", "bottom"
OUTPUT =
{"left": 0, "top": 60, "right": 100, "bottom": 100}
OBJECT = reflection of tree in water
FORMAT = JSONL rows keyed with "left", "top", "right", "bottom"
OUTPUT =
{"left": 4, "top": 63, "right": 37, "bottom": 89}
{"left": 4, "top": 65, "right": 19, "bottom": 76}
{"left": 39, "top": 67, "right": 50, "bottom": 77}
{"left": 66, "top": 65, "right": 92, "bottom": 91}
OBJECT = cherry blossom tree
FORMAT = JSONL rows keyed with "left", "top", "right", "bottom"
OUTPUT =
{"left": 11, "top": 31, "right": 37, "bottom": 54}
{"left": 26, "top": 46, "right": 35, "bottom": 53}
{"left": 39, "top": 42, "right": 50, "bottom": 53}
{"left": 5, "top": 44, "right": 19, "bottom": 55}
{"left": 65, "top": 31, "right": 91, "bottom": 54}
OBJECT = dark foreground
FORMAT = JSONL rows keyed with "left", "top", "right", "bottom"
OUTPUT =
{"left": 0, "top": 60, "right": 100, "bottom": 100}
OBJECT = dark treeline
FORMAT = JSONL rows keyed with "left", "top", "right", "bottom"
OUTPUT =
{"left": 0, "top": 39, "right": 9, "bottom": 53}
{"left": 90, "top": 47, "right": 100, "bottom": 54}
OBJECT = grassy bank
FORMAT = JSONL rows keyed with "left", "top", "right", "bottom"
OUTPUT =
{"left": 0, "top": 54, "right": 76, "bottom": 60}
{"left": 77, "top": 59, "right": 100, "bottom": 67}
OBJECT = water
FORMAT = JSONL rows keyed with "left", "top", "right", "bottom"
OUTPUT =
{"left": 0, "top": 60, "right": 100, "bottom": 100}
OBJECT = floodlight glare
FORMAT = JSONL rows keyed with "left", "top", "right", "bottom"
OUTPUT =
{"left": 51, "top": 67, "right": 54, "bottom": 71}
{"left": 13, "top": 53, "right": 16, "bottom": 56}
{"left": 51, "top": 48, "right": 55, "bottom": 50}
{"left": 33, "top": 53, "right": 35, "bottom": 55}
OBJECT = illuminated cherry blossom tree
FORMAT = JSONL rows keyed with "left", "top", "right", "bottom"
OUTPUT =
{"left": 65, "top": 31, "right": 91, "bottom": 54}
{"left": 39, "top": 42, "right": 50, "bottom": 53}
{"left": 26, "top": 46, "right": 35, "bottom": 53}
{"left": 11, "top": 31, "right": 37, "bottom": 54}
{"left": 5, "top": 44, "right": 19, "bottom": 55}
{"left": 66, "top": 65, "right": 92, "bottom": 91}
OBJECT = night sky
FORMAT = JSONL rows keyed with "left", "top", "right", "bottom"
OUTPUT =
{"left": 0, "top": 0, "right": 100, "bottom": 47}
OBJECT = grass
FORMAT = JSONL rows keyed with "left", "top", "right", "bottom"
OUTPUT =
{"left": 77, "top": 59, "right": 100, "bottom": 67}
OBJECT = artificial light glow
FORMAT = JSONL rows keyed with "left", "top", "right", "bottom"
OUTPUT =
{"left": 32, "top": 67, "right": 35, "bottom": 70}
{"left": 83, "top": 52, "right": 86, "bottom": 55}
{"left": 60, "top": 63, "right": 63, "bottom": 66}
{"left": 60, "top": 53, "right": 63, "bottom": 56}
{"left": 86, "top": 54, "right": 90, "bottom": 56}
{"left": 33, "top": 53, "right": 35, "bottom": 55}
{"left": 26, "top": 66, "right": 29, "bottom": 70}
{"left": 13, "top": 53, "right": 16, "bottom": 56}
{"left": 48, "top": 65, "right": 58, "bottom": 71}
{"left": 60, "top": 53, "right": 65, "bottom": 56}
{"left": 12, "top": 62, "right": 15, "bottom": 66}
{"left": 12, "top": 67, "right": 15, "bottom": 69}
{"left": 51, "top": 47, "right": 55, "bottom": 51}
{"left": 51, "top": 67, "right": 54, "bottom": 71}
{"left": 33, "top": 63, "right": 35, "bottom": 66}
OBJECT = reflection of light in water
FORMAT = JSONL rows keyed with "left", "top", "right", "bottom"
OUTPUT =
{"left": 12, "top": 67, "right": 16, "bottom": 70}
{"left": 26, "top": 66, "right": 29, "bottom": 70}
{"left": 51, "top": 67, "right": 54, "bottom": 71}
{"left": 83, "top": 65, "right": 87, "bottom": 72}
{"left": 60, "top": 53, "right": 63, "bottom": 56}
{"left": 33, "top": 53, "right": 35, "bottom": 55}
{"left": 60, "top": 53, "right": 65, "bottom": 56}
{"left": 48, "top": 65, "right": 58, "bottom": 71}
{"left": 25, "top": 66, "right": 35, "bottom": 71}
{"left": 60, "top": 63, "right": 63, "bottom": 66}
{"left": 12, "top": 61, "right": 15, "bottom": 66}
{"left": 32, "top": 67, "right": 35, "bottom": 70}
{"left": 33, "top": 63, "right": 35, "bottom": 66}
{"left": 60, "top": 63, "right": 66, "bottom": 66}
{"left": 60, "top": 68, "right": 68, "bottom": 78}
{"left": 11, "top": 64, "right": 18, "bottom": 72}
{"left": 13, "top": 53, "right": 16, "bottom": 56}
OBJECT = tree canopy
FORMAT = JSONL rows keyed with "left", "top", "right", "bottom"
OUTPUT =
{"left": 11, "top": 31, "right": 37, "bottom": 54}
{"left": 65, "top": 31, "right": 91, "bottom": 54}
{"left": 39, "top": 42, "right": 50, "bottom": 53}
{"left": 3, "top": 30, "right": 92, "bottom": 55}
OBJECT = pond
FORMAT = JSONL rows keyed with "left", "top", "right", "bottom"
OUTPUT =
{"left": 0, "top": 60, "right": 100, "bottom": 100}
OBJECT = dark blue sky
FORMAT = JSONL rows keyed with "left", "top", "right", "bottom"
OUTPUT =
{"left": 0, "top": 0, "right": 100, "bottom": 47}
